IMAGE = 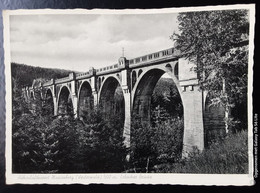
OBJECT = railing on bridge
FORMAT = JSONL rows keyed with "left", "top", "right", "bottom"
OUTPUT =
{"left": 129, "top": 47, "right": 175, "bottom": 66}
{"left": 55, "top": 76, "right": 71, "bottom": 84}
{"left": 26, "top": 47, "right": 176, "bottom": 89}
{"left": 94, "top": 47, "right": 175, "bottom": 74}
{"left": 96, "top": 63, "right": 119, "bottom": 74}
{"left": 43, "top": 79, "right": 53, "bottom": 87}
{"left": 76, "top": 71, "right": 90, "bottom": 79}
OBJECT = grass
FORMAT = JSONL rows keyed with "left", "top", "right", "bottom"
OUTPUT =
{"left": 153, "top": 130, "right": 248, "bottom": 174}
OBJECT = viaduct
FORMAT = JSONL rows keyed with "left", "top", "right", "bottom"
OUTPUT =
{"left": 22, "top": 47, "right": 225, "bottom": 155}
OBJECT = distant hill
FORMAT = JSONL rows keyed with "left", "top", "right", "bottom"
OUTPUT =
{"left": 11, "top": 63, "right": 77, "bottom": 87}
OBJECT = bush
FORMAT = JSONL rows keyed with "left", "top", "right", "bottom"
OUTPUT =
{"left": 13, "top": 110, "right": 128, "bottom": 173}
{"left": 153, "top": 130, "right": 248, "bottom": 173}
{"left": 129, "top": 117, "right": 184, "bottom": 172}
{"left": 77, "top": 110, "right": 127, "bottom": 173}
{"left": 13, "top": 113, "right": 59, "bottom": 173}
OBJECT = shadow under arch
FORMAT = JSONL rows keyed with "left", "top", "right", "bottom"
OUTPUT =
{"left": 132, "top": 68, "right": 183, "bottom": 124}
{"left": 99, "top": 76, "right": 125, "bottom": 124}
{"left": 44, "top": 88, "right": 55, "bottom": 115}
{"left": 57, "top": 86, "right": 73, "bottom": 116}
{"left": 78, "top": 81, "right": 94, "bottom": 117}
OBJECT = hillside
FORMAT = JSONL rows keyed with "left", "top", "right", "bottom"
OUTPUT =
{"left": 11, "top": 63, "right": 77, "bottom": 87}
{"left": 153, "top": 130, "right": 248, "bottom": 174}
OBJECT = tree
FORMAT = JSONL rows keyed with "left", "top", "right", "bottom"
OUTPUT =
{"left": 12, "top": 78, "right": 61, "bottom": 173}
{"left": 130, "top": 116, "right": 184, "bottom": 172}
{"left": 171, "top": 10, "right": 249, "bottom": 133}
{"left": 78, "top": 110, "right": 127, "bottom": 173}
{"left": 151, "top": 78, "right": 183, "bottom": 124}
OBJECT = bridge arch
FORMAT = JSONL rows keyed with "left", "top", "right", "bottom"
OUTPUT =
{"left": 44, "top": 88, "right": 55, "bottom": 115}
{"left": 132, "top": 62, "right": 182, "bottom": 106}
{"left": 98, "top": 75, "right": 125, "bottom": 123}
{"left": 138, "top": 69, "right": 143, "bottom": 77}
{"left": 165, "top": 63, "right": 173, "bottom": 72}
{"left": 33, "top": 90, "right": 42, "bottom": 100}
{"left": 132, "top": 63, "right": 183, "bottom": 124}
{"left": 78, "top": 80, "right": 94, "bottom": 117}
{"left": 57, "top": 85, "right": 74, "bottom": 115}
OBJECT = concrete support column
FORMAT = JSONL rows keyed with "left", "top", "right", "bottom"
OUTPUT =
{"left": 26, "top": 87, "right": 30, "bottom": 100}
{"left": 23, "top": 87, "right": 29, "bottom": 101}
{"left": 51, "top": 83, "right": 57, "bottom": 116}
{"left": 90, "top": 75, "right": 98, "bottom": 108}
{"left": 123, "top": 88, "right": 131, "bottom": 148}
{"left": 120, "top": 63, "right": 131, "bottom": 148}
{"left": 72, "top": 95, "right": 78, "bottom": 118}
{"left": 71, "top": 79, "right": 78, "bottom": 118}
{"left": 181, "top": 84, "right": 204, "bottom": 157}
{"left": 178, "top": 57, "right": 204, "bottom": 157}
{"left": 53, "top": 96, "right": 58, "bottom": 116}
{"left": 92, "top": 90, "right": 98, "bottom": 107}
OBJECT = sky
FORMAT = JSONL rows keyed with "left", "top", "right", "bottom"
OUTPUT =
{"left": 10, "top": 12, "right": 179, "bottom": 72}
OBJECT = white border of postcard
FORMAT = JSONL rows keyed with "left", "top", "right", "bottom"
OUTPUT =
{"left": 3, "top": 4, "right": 255, "bottom": 185}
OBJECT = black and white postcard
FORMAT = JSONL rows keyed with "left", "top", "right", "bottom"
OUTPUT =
{"left": 3, "top": 4, "right": 256, "bottom": 185}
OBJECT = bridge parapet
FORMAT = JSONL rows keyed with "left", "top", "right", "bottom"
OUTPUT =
{"left": 76, "top": 71, "right": 91, "bottom": 79}
{"left": 76, "top": 67, "right": 96, "bottom": 80}
{"left": 128, "top": 47, "right": 175, "bottom": 67}
{"left": 43, "top": 79, "right": 54, "bottom": 87}
{"left": 96, "top": 63, "right": 119, "bottom": 75}
{"left": 55, "top": 75, "right": 71, "bottom": 84}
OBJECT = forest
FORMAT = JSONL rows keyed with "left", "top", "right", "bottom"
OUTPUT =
{"left": 11, "top": 63, "right": 75, "bottom": 87}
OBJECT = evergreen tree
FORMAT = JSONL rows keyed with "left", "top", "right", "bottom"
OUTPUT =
{"left": 12, "top": 79, "right": 60, "bottom": 173}
{"left": 78, "top": 110, "right": 127, "bottom": 173}
{"left": 130, "top": 117, "right": 184, "bottom": 172}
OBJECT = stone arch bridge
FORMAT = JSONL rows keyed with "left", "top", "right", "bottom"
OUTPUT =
{"left": 22, "top": 47, "right": 225, "bottom": 155}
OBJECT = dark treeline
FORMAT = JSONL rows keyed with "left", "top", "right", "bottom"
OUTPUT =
{"left": 11, "top": 62, "right": 76, "bottom": 87}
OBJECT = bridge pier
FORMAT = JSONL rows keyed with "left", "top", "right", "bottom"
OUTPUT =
{"left": 92, "top": 90, "right": 98, "bottom": 108}
{"left": 181, "top": 85, "right": 204, "bottom": 156}
{"left": 53, "top": 96, "right": 58, "bottom": 116}
{"left": 72, "top": 95, "right": 78, "bottom": 118}
{"left": 123, "top": 89, "right": 131, "bottom": 148}
{"left": 119, "top": 58, "right": 131, "bottom": 148}
{"left": 178, "top": 58, "right": 205, "bottom": 156}
{"left": 70, "top": 73, "right": 78, "bottom": 117}
{"left": 90, "top": 74, "right": 98, "bottom": 108}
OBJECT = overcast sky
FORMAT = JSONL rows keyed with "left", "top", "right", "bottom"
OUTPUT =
{"left": 10, "top": 13, "right": 178, "bottom": 72}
